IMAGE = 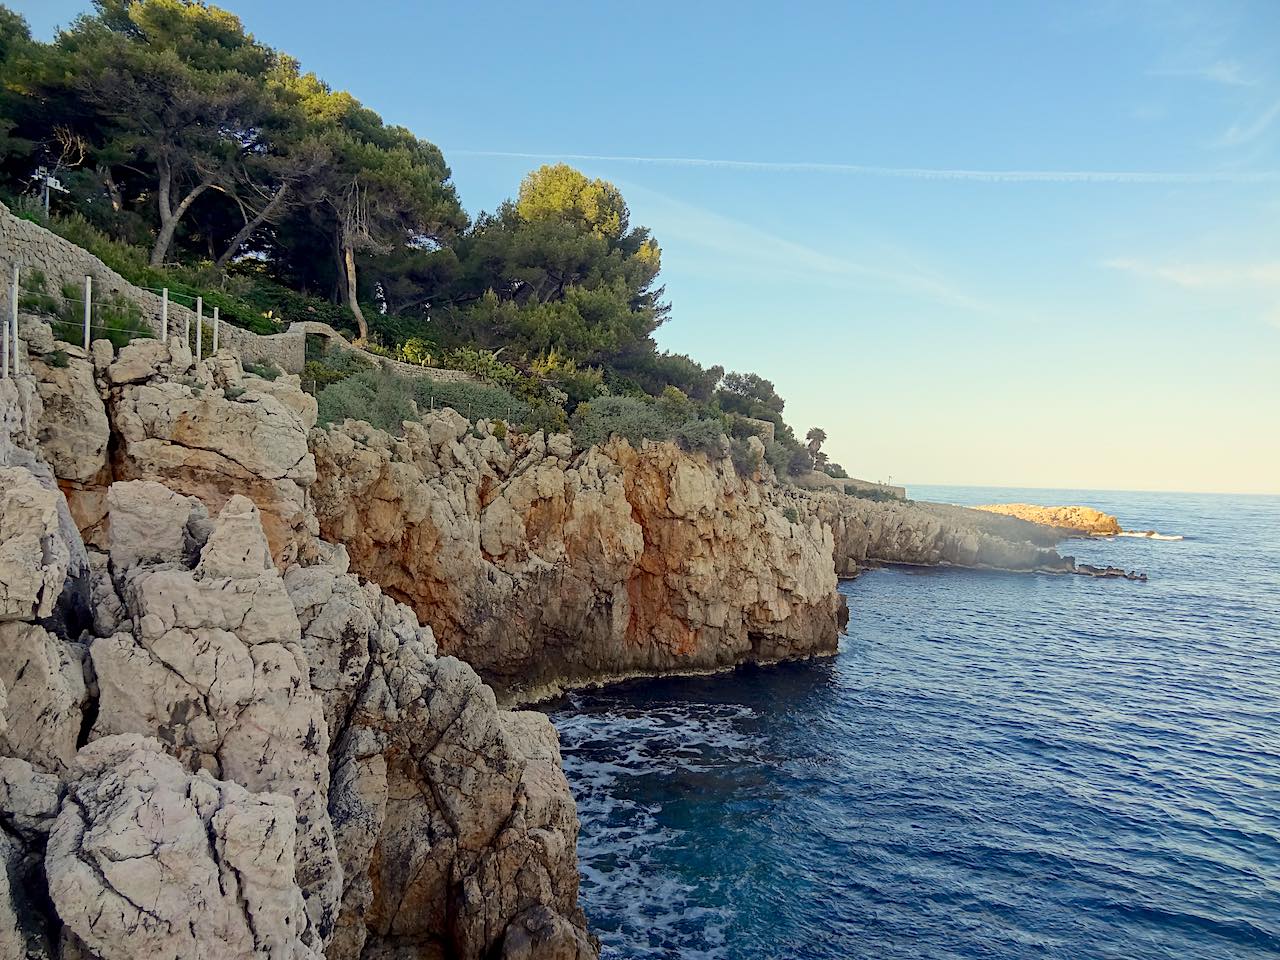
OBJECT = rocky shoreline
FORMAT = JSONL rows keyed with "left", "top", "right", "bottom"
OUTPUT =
{"left": 0, "top": 324, "right": 1146, "bottom": 957}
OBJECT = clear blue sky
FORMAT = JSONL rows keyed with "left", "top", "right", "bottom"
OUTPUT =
{"left": 18, "top": 0, "right": 1280, "bottom": 494}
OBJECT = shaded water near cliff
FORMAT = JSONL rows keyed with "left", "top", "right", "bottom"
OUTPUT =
{"left": 547, "top": 487, "right": 1280, "bottom": 959}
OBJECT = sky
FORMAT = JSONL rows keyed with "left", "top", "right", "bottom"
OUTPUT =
{"left": 17, "top": 0, "right": 1280, "bottom": 494}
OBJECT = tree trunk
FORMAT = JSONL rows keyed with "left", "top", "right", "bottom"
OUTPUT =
{"left": 342, "top": 240, "right": 367, "bottom": 341}
{"left": 215, "top": 181, "right": 291, "bottom": 270}
{"left": 333, "top": 227, "right": 348, "bottom": 304}
{"left": 150, "top": 154, "right": 213, "bottom": 267}
{"left": 100, "top": 166, "right": 123, "bottom": 213}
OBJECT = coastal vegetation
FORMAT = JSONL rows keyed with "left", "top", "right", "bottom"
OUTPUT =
{"left": 0, "top": 0, "right": 847, "bottom": 478}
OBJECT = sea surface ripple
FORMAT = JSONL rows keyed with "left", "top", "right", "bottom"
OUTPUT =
{"left": 547, "top": 487, "right": 1280, "bottom": 959}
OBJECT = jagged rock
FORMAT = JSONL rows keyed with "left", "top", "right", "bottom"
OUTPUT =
{"left": 89, "top": 493, "right": 339, "bottom": 947}
{"left": 27, "top": 345, "right": 109, "bottom": 487}
{"left": 108, "top": 343, "right": 318, "bottom": 564}
{"left": 500, "top": 906, "right": 599, "bottom": 960}
{"left": 0, "top": 467, "right": 70, "bottom": 623}
{"left": 312, "top": 419, "right": 842, "bottom": 699}
{"left": 104, "top": 480, "right": 210, "bottom": 571}
{"left": 0, "top": 622, "right": 88, "bottom": 773}
{"left": 0, "top": 756, "right": 63, "bottom": 840}
{"left": 285, "top": 554, "right": 594, "bottom": 960}
{"left": 45, "top": 735, "right": 321, "bottom": 960}
{"left": 803, "top": 492, "right": 1077, "bottom": 577}
{"left": 0, "top": 376, "right": 41, "bottom": 463}
{"left": 973, "top": 502, "right": 1122, "bottom": 536}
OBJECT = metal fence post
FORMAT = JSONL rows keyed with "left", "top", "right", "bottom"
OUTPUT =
{"left": 8, "top": 263, "right": 17, "bottom": 377}
{"left": 212, "top": 306, "right": 219, "bottom": 353}
{"left": 83, "top": 276, "right": 92, "bottom": 349}
{"left": 1, "top": 264, "right": 9, "bottom": 380}
{"left": 195, "top": 296, "right": 203, "bottom": 361}
{"left": 161, "top": 287, "right": 169, "bottom": 341}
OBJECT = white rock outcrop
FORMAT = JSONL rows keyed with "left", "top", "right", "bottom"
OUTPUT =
{"left": 46, "top": 735, "right": 321, "bottom": 960}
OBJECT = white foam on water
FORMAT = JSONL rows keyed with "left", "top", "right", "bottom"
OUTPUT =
{"left": 555, "top": 701, "right": 756, "bottom": 958}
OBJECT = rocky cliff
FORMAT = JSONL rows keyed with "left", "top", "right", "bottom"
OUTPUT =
{"left": 0, "top": 315, "right": 1141, "bottom": 958}
{"left": 0, "top": 328, "right": 596, "bottom": 959}
{"left": 310, "top": 418, "right": 845, "bottom": 701}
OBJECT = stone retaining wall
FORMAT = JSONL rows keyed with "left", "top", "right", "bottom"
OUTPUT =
{"left": 0, "top": 204, "right": 486, "bottom": 385}
{"left": 1, "top": 201, "right": 305, "bottom": 372}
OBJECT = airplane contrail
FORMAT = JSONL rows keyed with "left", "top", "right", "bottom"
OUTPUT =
{"left": 450, "top": 149, "right": 1280, "bottom": 184}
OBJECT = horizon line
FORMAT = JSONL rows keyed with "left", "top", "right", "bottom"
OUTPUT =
{"left": 451, "top": 149, "right": 1280, "bottom": 184}
{"left": 904, "top": 481, "right": 1280, "bottom": 497}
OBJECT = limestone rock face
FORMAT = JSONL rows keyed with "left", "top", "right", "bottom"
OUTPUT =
{"left": 27, "top": 345, "right": 109, "bottom": 487}
{"left": 0, "top": 622, "right": 87, "bottom": 773}
{"left": 311, "top": 417, "right": 844, "bottom": 698}
{"left": 46, "top": 735, "right": 321, "bottom": 960}
{"left": 285, "top": 553, "right": 594, "bottom": 960}
{"left": 107, "top": 342, "right": 319, "bottom": 565}
{"left": 21, "top": 335, "right": 318, "bottom": 564}
{"left": 0, "top": 457, "right": 596, "bottom": 960}
{"left": 0, "top": 467, "right": 71, "bottom": 623}
{"left": 802, "top": 493, "right": 1075, "bottom": 577}
{"left": 89, "top": 491, "right": 340, "bottom": 946}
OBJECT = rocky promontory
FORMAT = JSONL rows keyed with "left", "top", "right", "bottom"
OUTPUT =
{"left": 972, "top": 503, "right": 1122, "bottom": 536}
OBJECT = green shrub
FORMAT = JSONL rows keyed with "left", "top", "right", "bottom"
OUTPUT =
{"left": 301, "top": 341, "right": 374, "bottom": 390}
{"left": 243, "top": 360, "right": 281, "bottom": 381}
{"left": 570, "top": 394, "right": 727, "bottom": 454}
{"left": 399, "top": 336, "right": 436, "bottom": 366}
{"left": 46, "top": 349, "right": 70, "bottom": 368}
{"left": 224, "top": 385, "right": 246, "bottom": 400}
{"left": 45, "top": 292, "right": 152, "bottom": 349}
{"left": 782, "top": 506, "right": 799, "bottom": 524}
{"left": 316, "top": 370, "right": 416, "bottom": 433}
{"left": 18, "top": 268, "right": 59, "bottom": 315}
{"left": 409, "top": 376, "right": 532, "bottom": 427}
{"left": 845, "top": 485, "right": 900, "bottom": 503}
{"left": 729, "top": 437, "right": 762, "bottom": 476}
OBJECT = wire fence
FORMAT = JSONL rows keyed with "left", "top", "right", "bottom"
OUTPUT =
{"left": 3, "top": 264, "right": 223, "bottom": 377}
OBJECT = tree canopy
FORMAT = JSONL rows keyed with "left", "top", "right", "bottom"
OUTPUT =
{"left": 0, "top": 0, "right": 830, "bottom": 478}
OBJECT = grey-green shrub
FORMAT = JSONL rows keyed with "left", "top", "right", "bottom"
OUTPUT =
{"left": 317, "top": 371, "right": 416, "bottom": 433}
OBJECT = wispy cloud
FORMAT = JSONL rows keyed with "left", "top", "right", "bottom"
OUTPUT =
{"left": 1149, "top": 59, "right": 1258, "bottom": 87}
{"left": 1217, "top": 98, "right": 1280, "bottom": 147}
{"left": 1105, "top": 258, "right": 1280, "bottom": 289}
{"left": 621, "top": 183, "right": 992, "bottom": 312}
{"left": 453, "top": 149, "right": 1280, "bottom": 184}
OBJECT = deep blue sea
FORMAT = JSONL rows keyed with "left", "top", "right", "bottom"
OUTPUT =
{"left": 548, "top": 487, "right": 1280, "bottom": 960}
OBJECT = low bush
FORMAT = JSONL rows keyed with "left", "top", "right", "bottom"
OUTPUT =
{"left": 729, "top": 437, "right": 763, "bottom": 476}
{"left": 243, "top": 360, "right": 281, "bottom": 381}
{"left": 316, "top": 370, "right": 417, "bottom": 433}
{"left": 845, "top": 486, "right": 901, "bottom": 502}
{"left": 569, "top": 393, "right": 727, "bottom": 455}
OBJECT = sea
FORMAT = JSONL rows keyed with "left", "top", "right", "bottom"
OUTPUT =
{"left": 546, "top": 486, "right": 1280, "bottom": 960}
